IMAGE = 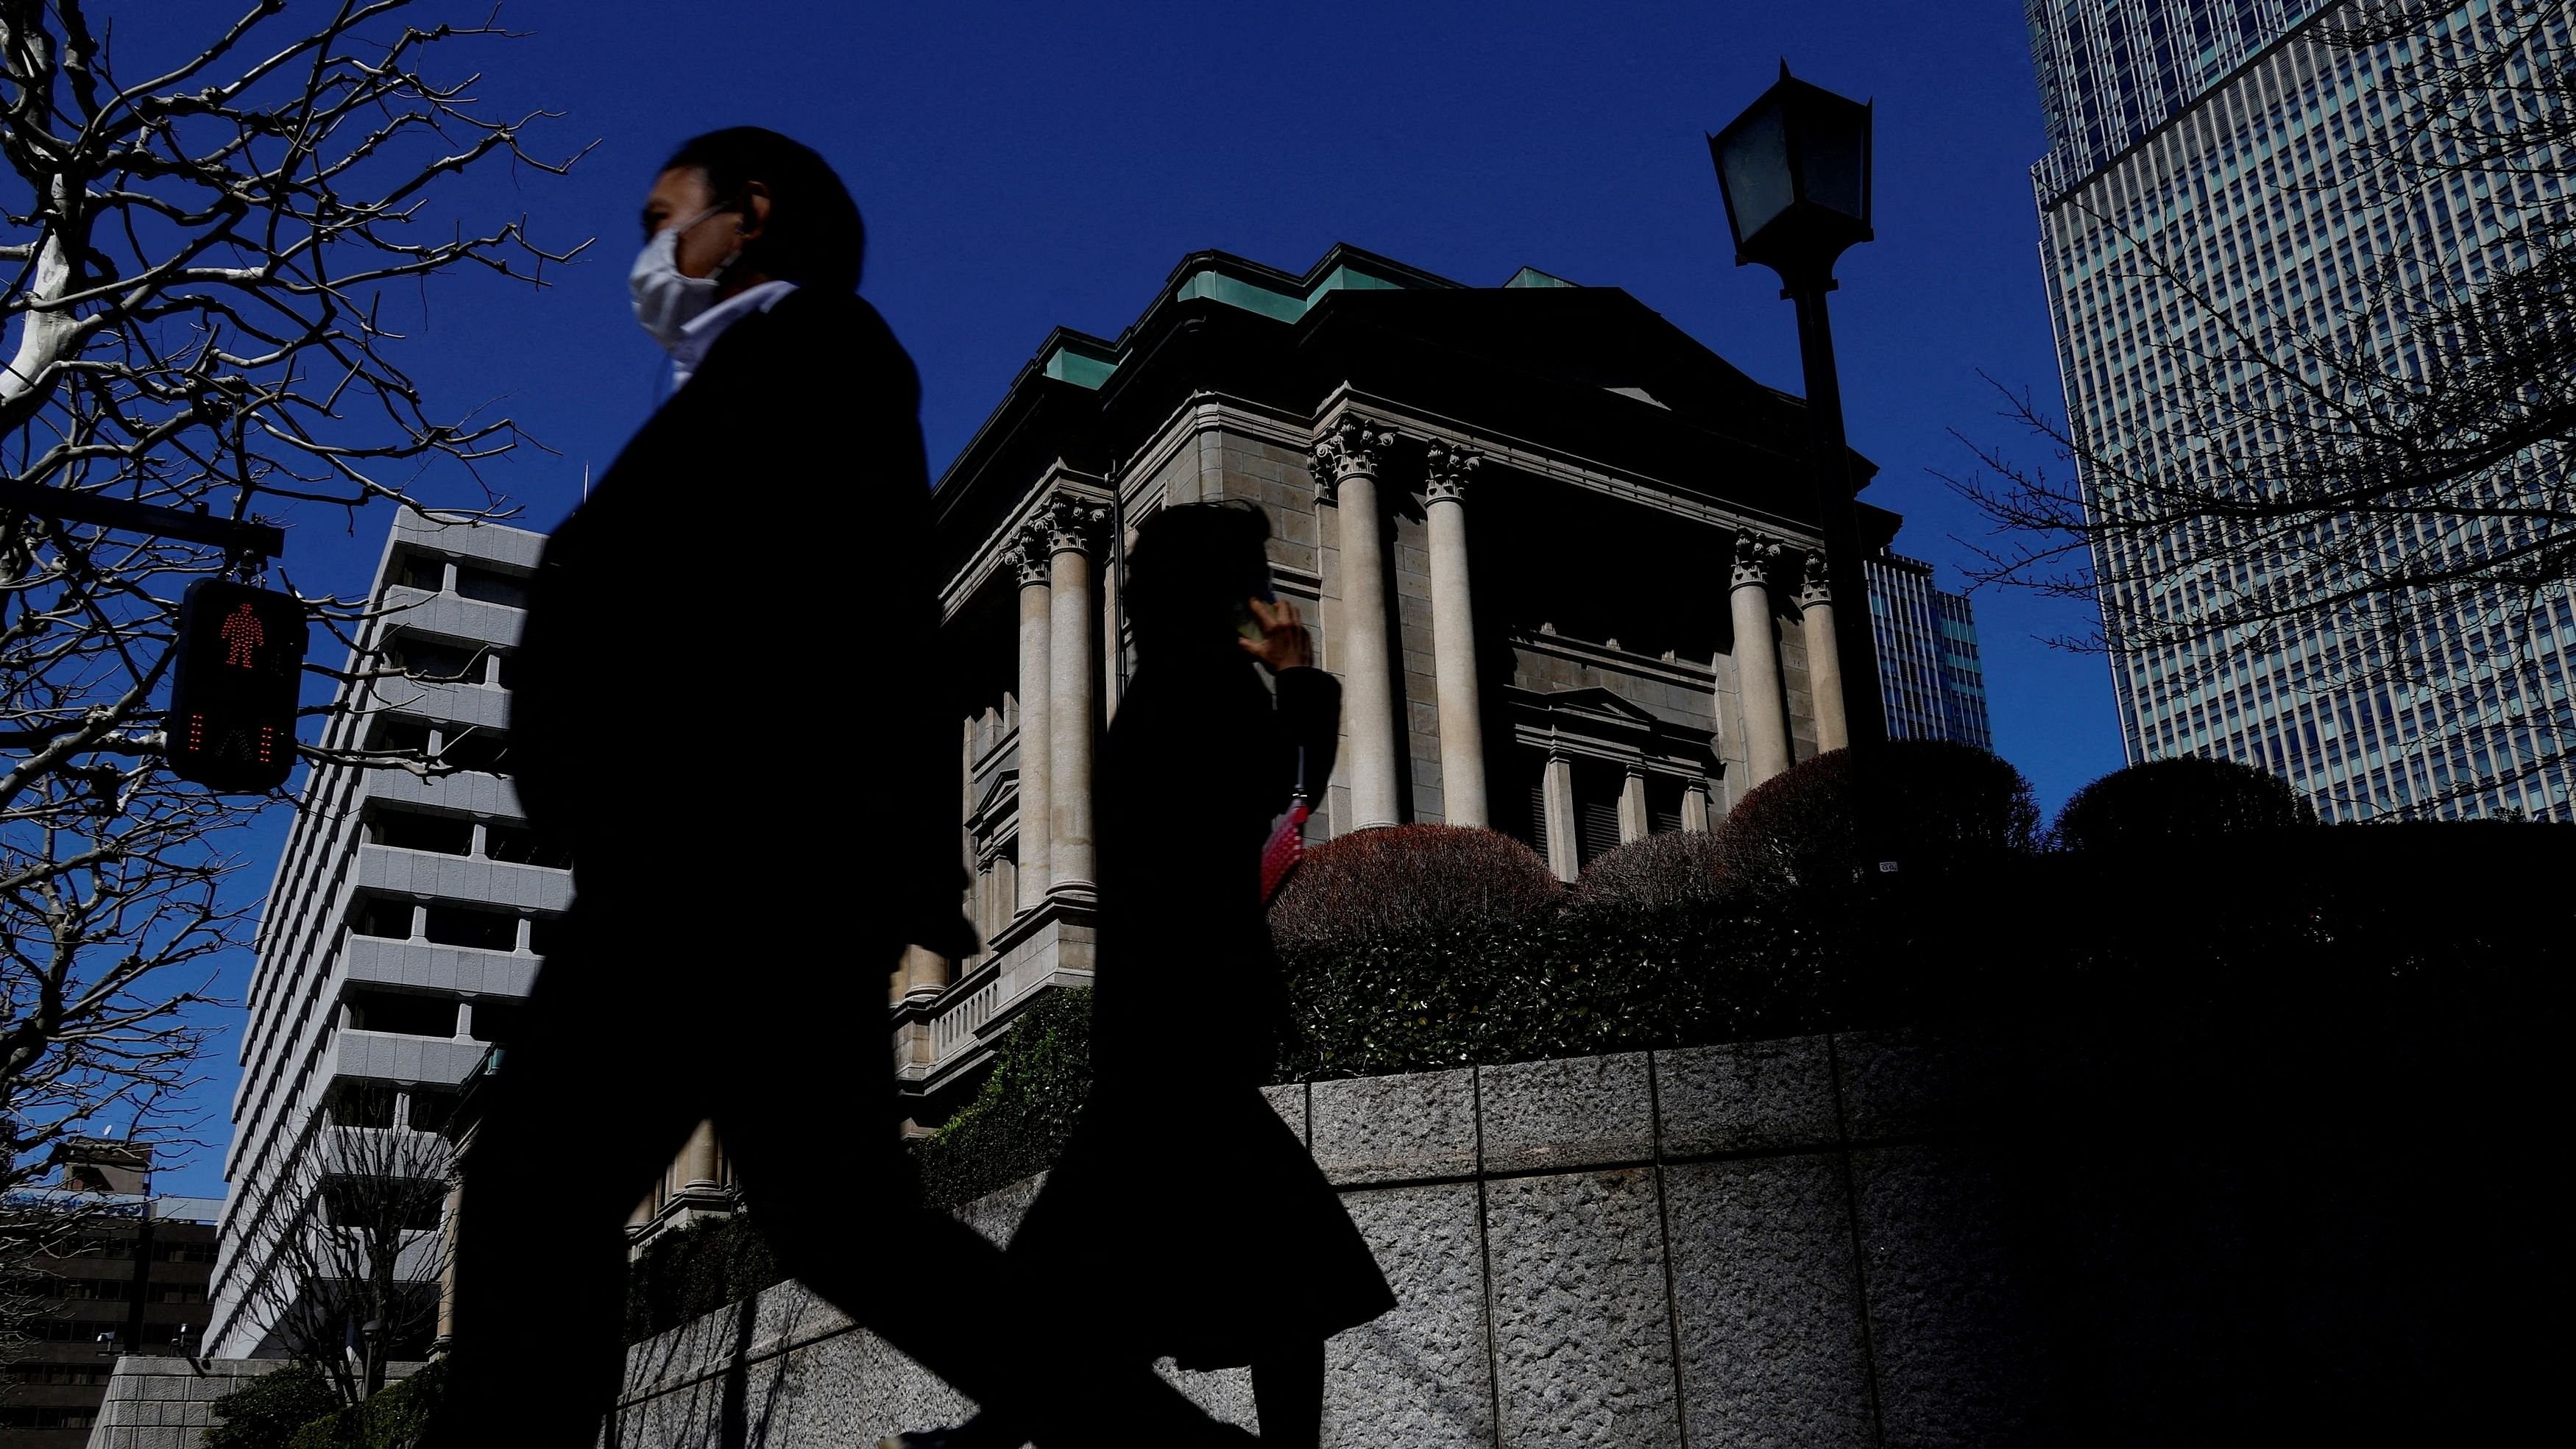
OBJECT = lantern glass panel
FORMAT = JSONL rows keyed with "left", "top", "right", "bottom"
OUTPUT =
{"left": 1795, "top": 93, "right": 1870, "bottom": 224}
{"left": 1716, "top": 102, "right": 1794, "bottom": 246}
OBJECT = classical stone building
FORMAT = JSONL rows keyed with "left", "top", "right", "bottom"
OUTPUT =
{"left": 896, "top": 243, "right": 1917, "bottom": 1110}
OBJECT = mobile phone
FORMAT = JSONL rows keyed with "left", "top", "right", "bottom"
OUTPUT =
{"left": 1232, "top": 580, "right": 1277, "bottom": 642}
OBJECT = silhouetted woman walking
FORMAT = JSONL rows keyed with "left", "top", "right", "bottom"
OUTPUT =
{"left": 895, "top": 502, "right": 1393, "bottom": 1449}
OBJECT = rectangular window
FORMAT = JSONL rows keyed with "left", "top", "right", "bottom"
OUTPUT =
{"left": 325, "top": 1082, "right": 398, "bottom": 1127}
{"left": 484, "top": 822, "right": 570, "bottom": 869}
{"left": 1573, "top": 760, "right": 1622, "bottom": 868}
{"left": 368, "top": 809, "right": 473, "bottom": 856}
{"left": 387, "top": 634, "right": 480, "bottom": 681}
{"left": 439, "top": 729, "right": 510, "bottom": 776}
{"left": 453, "top": 565, "right": 531, "bottom": 609}
{"left": 407, "top": 1090, "right": 460, "bottom": 1134}
{"left": 344, "top": 989, "right": 459, "bottom": 1038}
{"left": 350, "top": 896, "right": 415, "bottom": 940}
{"left": 394, "top": 552, "right": 445, "bottom": 592}
{"left": 422, "top": 904, "right": 517, "bottom": 952}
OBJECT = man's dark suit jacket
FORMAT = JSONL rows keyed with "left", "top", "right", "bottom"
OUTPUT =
{"left": 511, "top": 286, "right": 974, "bottom": 966}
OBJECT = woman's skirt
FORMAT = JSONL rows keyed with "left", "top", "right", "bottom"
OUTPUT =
{"left": 1002, "top": 1083, "right": 1397, "bottom": 1371}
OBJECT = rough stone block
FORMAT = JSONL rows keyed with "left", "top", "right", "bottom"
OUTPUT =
{"left": 1325, "top": 1182, "right": 1494, "bottom": 1447}
{"left": 1835, "top": 1025, "right": 2008, "bottom": 1141}
{"left": 1665, "top": 1155, "right": 1874, "bottom": 1448}
{"left": 1479, "top": 1052, "right": 1655, "bottom": 1172}
{"left": 1309, "top": 1068, "right": 1476, "bottom": 1185}
{"left": 1487, "top": 1168, "right": 1682, "bottom": 1448}
{"left": 1262, "top": 1082, "right": 1309, "bottom": 1146}
{"left": 1851, "top": 1143, "right": 2051, "bottom": 1448}
{"left": 955, "top": 1170, "right": 1047, "bottom": 1249}
{"left": 1655, "top": 1037, "right": 1839, "bottom": 1158}
{"left": 1161, "top": 1361, "right": 1260, "bottom": 1431}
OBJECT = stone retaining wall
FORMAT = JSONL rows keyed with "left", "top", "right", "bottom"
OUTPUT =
{"left": 612, "top": 1027, "right": 2033, "bottom": 1448}
{"left": 612, "top": 1005, "right": 2544, "bottom": 1445}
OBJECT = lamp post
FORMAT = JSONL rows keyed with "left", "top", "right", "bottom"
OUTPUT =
{"left": 1708, "top": 63, "right": 1887, "bottom": 752}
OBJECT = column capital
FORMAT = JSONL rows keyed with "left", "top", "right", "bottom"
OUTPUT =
{"left": 1027, "top": 497, "right": 1110, "bottom": 560}
{"left": 1797, "top": 548, "right": 1833, "bottom": 608}
{"left": 1731, "top": 531, "right": 1784, "bottom": 590}
{"left": 1423, "top": 439, "right": 1482, "bottom": 504}
{"left": 1310, "top": 415, "right": 1398, "bottom": 503}
{"left": 1009, "top": 528, "right": 1052, "bottom": 587}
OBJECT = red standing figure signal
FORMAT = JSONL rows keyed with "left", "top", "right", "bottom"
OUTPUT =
{"left": 218, "top": 603, "right": 265, "bottom": 668}
{"left": 168, "top": 581, "right": 308, "bottom": 793}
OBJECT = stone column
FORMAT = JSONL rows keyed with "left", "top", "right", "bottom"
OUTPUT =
{"left": 1682, "top": 779, "right": 1712, "bottom": 832}
{"left": 1618, "top": 766, "right": 1650, "bottom": 843}
{"left": 1541, "top": 751, "right": 1579, "bottom": 882}
{"left": 680, "top": 1119, "right": 721, "bottom": 1190}
{"left": 1044, "top": 500, "right": 1108, "bottom": 899}
{"left": 1423, "top": 440, "right": 1490, "bottom": 828}
{"left": 1313, "top": 417, "right": 1404, "bottom": 830}
{"left": 1730, "top": 532, "right": 1794, "bottom": 787}
{"left": 1013, "top": 536, "right": 1052, "bottom": 909}
{"left": 1800, "top": 548, "right": 1850, "bottom": 753}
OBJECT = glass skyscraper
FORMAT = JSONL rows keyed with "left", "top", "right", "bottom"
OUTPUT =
{"left": 1868, "top": 551, "right": 1996, "bottom": 753}
{"left": 2027, "top": 0, "right": 2575, "bottom": 820}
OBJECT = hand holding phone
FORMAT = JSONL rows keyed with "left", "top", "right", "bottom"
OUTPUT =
{"left": 1237, "top": 595, "right": 1312, "bottom": 672}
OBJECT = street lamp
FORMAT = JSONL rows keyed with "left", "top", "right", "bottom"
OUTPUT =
{"left": 1709, "top": 62, "right": 1887, "bottom": 752}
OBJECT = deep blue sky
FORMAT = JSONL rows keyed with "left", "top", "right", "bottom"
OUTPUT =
{"left": 153, "top": 0, "right": 2124, "bottom": 1197}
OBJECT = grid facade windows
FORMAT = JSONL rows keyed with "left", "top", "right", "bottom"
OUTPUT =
{"left": 2031, "top": 0, "right": 2576, "bottom": 821}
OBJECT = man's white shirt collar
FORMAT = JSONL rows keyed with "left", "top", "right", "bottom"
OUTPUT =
{"left": 670, "top": 279, "right": 800, "bottom": 387}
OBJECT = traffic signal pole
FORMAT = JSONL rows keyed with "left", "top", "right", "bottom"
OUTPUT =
{"left": 0, "top": 479, "right": 285, "bottom": 561}
{"left": 2, "top": 480, "right": 302, "bottom": 792}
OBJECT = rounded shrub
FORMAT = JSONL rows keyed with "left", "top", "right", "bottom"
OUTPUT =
{"left": 1716, "top": 740, "right": 2041, "bottom": 905}
{"left": 1267, "top": 823, "right": 1560, "bottom": 952}
{"left": 1574, "top": 829, "right": 1728, "bottom": 910}
{"left": 2053, "top": 756, "right": 2318, "bottom": 851}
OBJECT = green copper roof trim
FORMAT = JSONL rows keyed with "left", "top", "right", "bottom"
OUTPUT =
{"left": 1042, "top": 339, "right": 1119, "bottom": 389}
{"left": 1505, "top": 266, "right": 1579, "bottom": 288}
{"left": 1039, "top": 255, "right": 1427, "bottom": 389}
{"left": 1175, "top": 269, "right": 1307, "bottom": 322}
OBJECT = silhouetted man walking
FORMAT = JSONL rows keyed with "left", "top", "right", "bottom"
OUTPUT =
{"left": 430, "top": 127, "right": 1255, "bottom": 1449}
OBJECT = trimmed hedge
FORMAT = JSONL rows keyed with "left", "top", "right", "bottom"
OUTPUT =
{"left": 1574, "top": 829, "right": 1728, "bottom": 910}
{"left": 1716, "top": 741, "right": 2040, "bottom": 907}
{"left": 208, "top": 1363, "right": 344, "bottom": 1449}
{"left": 623, "top": 1212, "right": 783, "bottom": 1343}
{"left": 283, "top": 1361, "right": 443, "bottom": 1449}
{"left": 1268, "top": 824, "right": 1559, "bottom": 951}
{"left": 2054, "top": 755, "right": 2318, "bottom": 849}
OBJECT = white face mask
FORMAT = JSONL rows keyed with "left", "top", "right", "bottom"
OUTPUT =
{"left": 629, "top": 206, "right": 736, "bottom": 354}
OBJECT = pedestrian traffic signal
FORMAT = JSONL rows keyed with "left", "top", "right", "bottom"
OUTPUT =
{"left": 167, "top": 579, "right": 308, "bottom": 792}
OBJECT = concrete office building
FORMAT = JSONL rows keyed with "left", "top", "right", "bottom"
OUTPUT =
{"left": 0, "top": 1144, "right": 218, "bottom": 1448}
{"left": 2028, "top": 0, "right": 2576, "bottom": 818}
{"left": 896, "top": 243, "right": 1949, "bottom": 1112}
{"left": 1867, "top": 550, "right": 1995, "bottom": 752}
{"left": 205, "top": 516, "right": 582, "bottom": 1358}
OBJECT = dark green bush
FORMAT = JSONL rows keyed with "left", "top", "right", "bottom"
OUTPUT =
{"left": 2053, "top": 755, "right": 2318, "bottom": 850}
{"left": 1267, "top": 824, "right": 1559, "bottom": 952}
{"left": 623, "top": 1212, "right": 783, "bottom": 1343}
{"left": 282, "top": 1360, "right": 442, "bottom": 1449}
{"left": 1574, "top": 829, "right": 1728, "bottom": 910}
{"left": 208, "top": 1362, "right": 345, "bottom": 1449}
{"left": 1716, "top": 741, "right": 2040, "bottom": 907}
{"left": 1275, "top": 896, "right": 1852, "bottom": 1079}
{"left": 910, "top": 985, "right": 1096, "bottom": 1211}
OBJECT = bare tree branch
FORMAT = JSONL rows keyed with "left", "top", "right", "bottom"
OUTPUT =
{"left": 1950, "top": 0, "right": 2576, "bottom": 819}
{"left": 0, "top": 0, "right": 583, "bottom": 1352}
